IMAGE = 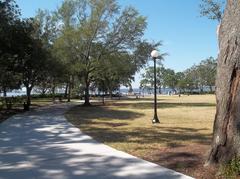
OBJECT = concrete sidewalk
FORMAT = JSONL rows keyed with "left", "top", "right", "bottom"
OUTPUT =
{"left": 0, "top": 104, "right": 193, "bottom": 179}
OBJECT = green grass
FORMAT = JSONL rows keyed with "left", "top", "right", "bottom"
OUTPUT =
{"left": 66, "top": 95, "right": 216, "bottom": 157}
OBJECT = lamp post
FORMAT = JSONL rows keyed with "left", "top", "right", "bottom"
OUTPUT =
{"left": 151, "top": 50, "right": 160, "bottom": 124}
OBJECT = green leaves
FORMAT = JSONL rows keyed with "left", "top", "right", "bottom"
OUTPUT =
{"left": 51, "top": 0, "right": 150, "bottom": 103}
{"left": 199, "top": 0, "right": 225, "bottom": 22}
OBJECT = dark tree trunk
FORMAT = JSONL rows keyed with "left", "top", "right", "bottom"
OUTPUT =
{"left": 109, "top": 89, "right": 113, "bottom": 99}
{"left": 3, "top": 87, "right": 7, "bottom": 97}
{"left": 159, "top": 87, "right": 161, "bottom": 94}
{"left": 118, "top": 88, "right": 121, "bottom": 100}
{"left": 200, "top": 85, "right": 203, "bottom": 94}
{"left": 207, "top": 0, "right": 240, "bottom": 165}
{"left": 41, "top": 90, "right": 45, "bottom": 95}
{"left": 26, "top": 87, "right": 32, "bottom": 110}
{"left": 209, "top": 85, "right": 213, "bottom": 93}
{"left": 67, "top": 76, "right": 71, "bottom": 102}
{"left": 102, "top": 92, "right": 105, "bottom": 105}
{"left": 64, "top": 83, "right": 68, "bottom": 98}
{"left": 41, "top": 87, "right": 47, "bottom": 95}
{"left": 84, "top": 80, "right": 91, "bottom": 106}
{"left": 52, "top": 84, "right": 56, "bottom": 102}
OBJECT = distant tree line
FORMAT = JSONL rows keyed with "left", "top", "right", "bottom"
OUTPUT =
{"left": 0, "top": 0, "right": 163, "bottom": 109}
{"left": 140, "top": 57, "right": 217, "bottom": 94}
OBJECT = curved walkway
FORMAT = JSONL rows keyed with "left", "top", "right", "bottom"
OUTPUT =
{"left": 0, "top": 104, "right": 193, "bottom": 179}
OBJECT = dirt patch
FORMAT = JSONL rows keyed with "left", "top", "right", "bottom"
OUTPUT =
{"left": 140, "top": 144, "right": 217, "bottom": 179}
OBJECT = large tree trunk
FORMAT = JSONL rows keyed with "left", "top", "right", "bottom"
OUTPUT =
{"left": 207, "top": 0, "right": 240, "bottom": 165}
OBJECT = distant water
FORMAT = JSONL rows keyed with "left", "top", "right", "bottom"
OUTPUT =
{"left": 120, "top": 86, "right": 215, "bottom": 95}
{"left": 0, "top": 88, "right": 65, "bottom": 97}
{"left": 1, "top": 86, "right": 214, "bottom": 97}
{"left": 0, "top": 91, "right": 26, "bottom": 97}
{"left": 119, "top": 88, "right": 173, "bottom": 95}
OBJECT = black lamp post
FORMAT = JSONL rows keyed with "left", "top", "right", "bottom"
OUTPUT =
{"left": 151, "top": 50, "right": 160, "bottom": 124}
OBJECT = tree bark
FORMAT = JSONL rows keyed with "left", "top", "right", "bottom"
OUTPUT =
{"left": 64, "top": 83, "right": 68, "bottom": 98}
{"left": 26, "top": 86, "right": 32, "bottom": 110}
{"left": 109, "top": 88, "right": 113, "bottom": 99}
{"left": 41, "top": 89, "right": 45, "bottom": 95}
{"left": 67, "top": 76, "right": 71, "bottom": 102}
{"left": 158, "top": 87, "right": 162, "bottom": 94}
{"left": 102, "top": 92, "right": 105, "bottom": 105}
{"left": 209, "top": 85, "right": 213, "bottom": 93}
{"left": 84, "top": 78, "right": 91, "bottom": 106}
{"left": 3, "top": 87, "right": 7, "bottom": 97}
{"left": 52, "top": 84, "right": 56, "bottom": 102}
{"left": 207, "top": 0, "right": 240, "bottom": 165}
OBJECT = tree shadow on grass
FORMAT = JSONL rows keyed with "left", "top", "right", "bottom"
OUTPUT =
{"left": 145, "top": 143, "right": 215, "bottom": 178}
{"left": 118, "top": 97, "right": 170, "bottom": 101}
{"left": 158, "top": 152, "right": 200, "bottom": 169}
{"left": 67, "top": 105, "right": 212, "bottom": 146}
{"left": 111, "top": 102, "right": 215, "bottom": 109}
{"left": 67, "top": 105, "right": 145, "bottom": 121}
{"left": 81, "top": 126, "right": 212, "bottom": 146}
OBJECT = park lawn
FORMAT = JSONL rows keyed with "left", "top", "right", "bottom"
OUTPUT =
{"left": 66, "top": 95, "right": 217, "bottom": 178}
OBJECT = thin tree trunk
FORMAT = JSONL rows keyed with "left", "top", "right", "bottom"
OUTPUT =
{"left": 26, "top": 87, "right": 32, "bottom": 111}
{"left": 67, "top": 76, "right": 71, "bottom": 102}
{"left": 209, "top": 85, "right": 213, "bottom": 93}
{"left": 84, "top": 80, "right": 91, "bottom": 106}
{"left": 52, "top": 84, "right": 56, "bottom": 102}
{"left": 64, "top": 83, "right": 68, "bottom": 98}
{"left": 84, "top": 72, "right": 91, "bottom": 106}
{"left": 102, "top": 92, "right": 105, "bottom": 105}
{"left": 109, "top": 90, "right": 113, "bottom": 99}
{"left": 159, "top": 87, "right": 162, "bottom": 94}
{"left": 41, "top": 89, "right": 45, "bottom": 95}
{"left": 118, "top": 87, "right": 121, "bottom": 100}
{"left": 206, "top": 0, "right": 240, "bottom": 165}
{"left": 3, "top": 87, "right": 7, "bottom": 97}
{"left": 200, "top": 86, "right": 203, "bottom": 94}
